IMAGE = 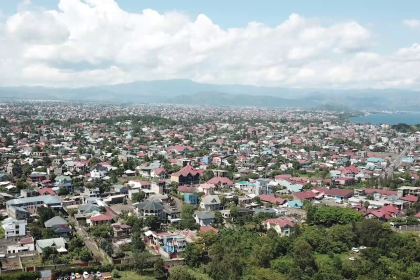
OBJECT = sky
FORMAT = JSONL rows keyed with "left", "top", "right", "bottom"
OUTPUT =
{"left": 0, "top": 0, "right": 420, "bottom": 89}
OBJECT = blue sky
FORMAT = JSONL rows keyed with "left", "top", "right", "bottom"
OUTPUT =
{"left": 0, "top": 0, "right": 420, "bottom": 88}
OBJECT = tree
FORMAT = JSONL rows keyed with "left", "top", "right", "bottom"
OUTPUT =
{"left": 169, "top": 181, "right": 179, "bottom": 193}
{"left": 111, "top": 269, "right": 121, "bottom": 278}
{"left": 80, "top": 249, "right": 92, "bottom": 263}
{"left": 153, "top": 258, "right": 167, "bottom": 279}
{"left": 131, "top": 231, "right": 146, "bottom": 252}
{"left": 22, "top": 164, "right": 33, "bottom": 177}
{"left": 131, "top": 191, "right": 146, "bottom": 203}
{"left": 304, "top": 183, "right": 313, "bottom": 190}
{"left": 4, "top": 136, "right": 13, "bottom": 147}
{"left": 42, "top": 246, "right": 57, "bottom": 263}
{"left": 145, "top": 215, "right": 161, "bottom": 231}
{"left": 168, "top": 266, "right": 195, "bottom": 280}
{"left": 89, "top": 157, "right": 100, "bottom": 167}
{"left": 214, "top": 211, "right": 224, "bottom": 226}
{"left": 37, "top": 207, "right": 55, "bottom": 224}
{"left": 292, "top": 239, "right": 317, "bottom": 276}
{"left": 58, "top": 187, "right": 69, "bottom": 196}
{"left": 105, "top": 244, "right": 114, "bottom": 256}
{"left": 363, "top": 200, "right": 370, "bottom": 209}
{"left": 179, "top": 204, "right": 200, "bottom": 230}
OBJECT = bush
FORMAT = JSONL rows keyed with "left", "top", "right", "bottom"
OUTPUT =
{"left": 111, "top": 269, "right": 121, "bottom": 278}
{"left": 0, "top": 271, "right": 39, "bottom": 280}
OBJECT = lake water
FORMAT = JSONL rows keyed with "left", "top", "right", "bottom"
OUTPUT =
{"left": 349, "top": 113, "right": 420, "bottom": 125}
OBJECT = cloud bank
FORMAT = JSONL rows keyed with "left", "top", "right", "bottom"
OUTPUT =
{"left": 0, "top": 0, "right": 420, "bottom": 89}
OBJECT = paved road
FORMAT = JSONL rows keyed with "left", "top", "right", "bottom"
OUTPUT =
{"left": 384, "top": 143, "right": 413, "bottom": 178}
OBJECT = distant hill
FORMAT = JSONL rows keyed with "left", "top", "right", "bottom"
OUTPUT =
{"left": 0, "top": 79, "right": 419, "bottom": 110}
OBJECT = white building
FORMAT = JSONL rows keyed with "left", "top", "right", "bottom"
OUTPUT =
{"left": 1, "top": 218, "right": 27, "bottom": 238}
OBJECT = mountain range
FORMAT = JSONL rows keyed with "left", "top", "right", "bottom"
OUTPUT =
{"left": 0, "top": 79, "right": 418, "bottom": 110}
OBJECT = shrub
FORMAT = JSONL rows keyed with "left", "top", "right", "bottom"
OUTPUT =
{"left": 111, "top": 269, "right": 121, "bottom": 278}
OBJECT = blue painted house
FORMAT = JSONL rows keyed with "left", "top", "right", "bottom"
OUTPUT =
{"left": 202, "top": 156, "right": 210, "bottom": 164}
{"left": 184, "top": 193, "right": 198, "bottom": 205}
{"left": 163, "top": 235, "right": 187, "bottom": 258}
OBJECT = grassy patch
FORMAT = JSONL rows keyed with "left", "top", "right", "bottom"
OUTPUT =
{"left": 118, "top": 271, "right": 156, "bottom": 280}
{"left": 22, "top": 256, "right": 43, "bottom": 267}
{"left": 0, "top": 226, "right": 4, "bottom": 238}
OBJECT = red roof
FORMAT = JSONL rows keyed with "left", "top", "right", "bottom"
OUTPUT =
{"left": 89, "top": 214, "right": 113, "bottom": 222}
{"left": 152, "top": 167, "right": 166, "bottom": 175}
{"left": 293, "top": 190, "right": 317, "bottom": 200}
{"left": 263, "top": 217, "right": 294, "bottom": 228}
{"left": 380, "top": 205, "right": 399, "bottom": 215}
{"left": 275, "top": 174, "right": 292, "bottom": 180}
{"left": 172, "top": 164, "right": 200, "bottom": 177}
{"left": 39, "top": 188, "right": 55, "bottom": 196}
{"left": 324, "top": 188, "right": 354, "bottom": 197}
{"left": 207, "top": 177, "right": 233, "bottom": 186}
{"left": 259, "top": 194, "right": 288, "bottom": 205}
{"left": 362, "top": 188, "right": 398, "bottom": 196}
{"left": 401, "top": 195, "right": 418, "bottom": 203}
{"left": 177, "top": 186, "right": 196, "bottom": 192}
{"left": 200, "top": 226, "right": 219, "bottom": 234}
{"left": 173, "top": 145, "right": 194, "bottom": 152}
{"left": 19, "top": 237, "right": 34, "bottom": 244}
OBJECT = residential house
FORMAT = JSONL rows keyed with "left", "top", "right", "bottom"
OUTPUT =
{"left": 194, "top": 211, "right": 215, "bottom": 226}
{"left": 263, "top": 217, "right": 295, "bottom": 236}
{"left": 184, "top": 193, "right": 198, "bottom": 205}
{"left": 111, "top": 184, "right": 129, "bottom": 195}
{"left": 200, "top": 195, "right": 221, "bottom": 211}
{"left": 6, "top": 195, "right": 62, "bottom": 219}
{"left": 207, "top": 177, "right": 233, "bottom": 187}
{"left": 112, "top": 224, "right": 132, "bottom": 238}
{"left": 255, "top": 178, "right": 273, "bottom": 195}
{"left": 84, "top": 187, "right": 100, "bottom": 197}
{"left": 1, "top": 218, "right": 27, "bottom": 238}
{"left": 36, "top": 237, "right": 67, "bottom": 254}
{"left": 87, "top": 214, "right": 113, "bottom": 226}
{"left": 51, "top": 224, "right": 73, "bottom": 240}
{"left": 162, "top": 234, "right": 187, "bottom": 259}
{"left": 90, "top": 164, "right": 108, "bottom": 179}
{"left": 198, "top": 183, "right": 216, "bottom": 194}
{"left": 137, "top": 200, "right": 164, "bottom": 220}
{"left": 170, "top": 164, "right": 201, "bottom": 186}
{"left": 151, "top": 180, "right": 167, "bottom": 195}
{"left": 20, "top": 189, "right": 39, "bottom": 198}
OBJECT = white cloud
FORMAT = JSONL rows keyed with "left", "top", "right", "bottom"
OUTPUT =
{"left": 0, "top": 0, "right": 419, "bottom": 89}
{"left": 403, "top": 19, "right": 420, "bottom": 29}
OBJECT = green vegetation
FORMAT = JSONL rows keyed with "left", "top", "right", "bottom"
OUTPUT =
{"left": 117, "top": 271, "right": 157, "bottom": 280}
{"left": 180, "top": 205, "right": 420, "bottom": 280}
{"left": 392, "top": 123, "right": 420, "bottom": 133}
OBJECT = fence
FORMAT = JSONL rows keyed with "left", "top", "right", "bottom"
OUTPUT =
{"left": 2, "top": 250, "right": 38, "bottom": 258}
{"left": 395, "top": 225, "right": 420, "bottom": 232}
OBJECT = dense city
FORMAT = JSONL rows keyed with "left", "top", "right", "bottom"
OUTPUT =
{"left": 0, "top": 101, "right": 420, "bottom": 280}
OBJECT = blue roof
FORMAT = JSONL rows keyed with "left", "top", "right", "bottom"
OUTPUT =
{"left": 287, "top": 200, "right": 303, "bottom": 208}
{"left": 402, "top": 157, "right": 415, "bottom": 162}
{"left": 288, "top": 185, "right": 304, "bottom": 193}
{"left": 367, "top": 157, "right": 384, "bottom": 163}
{"left": 6, "top": 195, "right": 61, "bottom": 206}
{"left": 0, "top": 174, "right": 5, "bottom": 178}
